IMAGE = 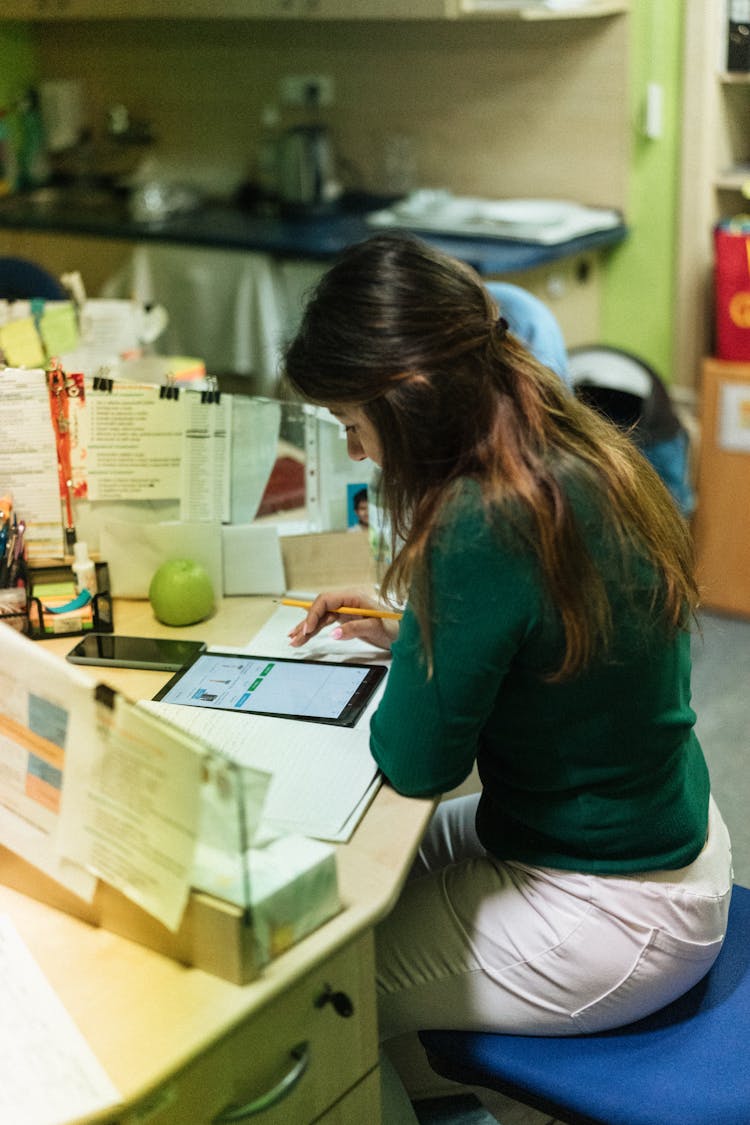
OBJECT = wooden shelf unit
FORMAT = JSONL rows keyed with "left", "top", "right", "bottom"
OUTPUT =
{"left": 693, "top": 357, "right": 750, "bottom": 619}
{"left": 675, "top": 5, "right": 750, "bottom": 391}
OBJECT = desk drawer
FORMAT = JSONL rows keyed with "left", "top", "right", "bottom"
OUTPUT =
{"left": 125, "top": 932, "right": 378, "bottom": 1125}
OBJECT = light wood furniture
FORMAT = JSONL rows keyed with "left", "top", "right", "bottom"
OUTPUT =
{"left": 0, "top": 595, "right": 434, "bottom": 1124}
{"left": 693, "top": 357, "right": 750, "bottom": 619}
{"left": 0, "top": 1, "right": 627, "bottom": 21}
{"left": 676, "top": 3, "right": 750, "bottom": 390}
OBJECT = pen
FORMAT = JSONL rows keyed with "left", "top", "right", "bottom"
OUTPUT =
{"left": 0, "top": 525, "right": 8, "bottom": 587}
{"left": 280, "top": 597, "right": 403, "bottom": 621}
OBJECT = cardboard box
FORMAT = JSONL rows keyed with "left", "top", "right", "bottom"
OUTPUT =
{"left": 192, "top": 834, "right": 340, "bottom": 963}
{"left": 693, "top": 358, "right": 750, "bottom": 617}
{"left": 714, "top": 223, "right": 750, "bottom": 362}
{"left": 0, "top": 834, "right": 340, "bottom": 984}
{"left": 0, "top": 844, "right": 260, "bottom": 984}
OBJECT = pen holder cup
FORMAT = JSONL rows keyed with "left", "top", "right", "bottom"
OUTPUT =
{"left": 26, "top": 561, "right": 114, "bottom": 640}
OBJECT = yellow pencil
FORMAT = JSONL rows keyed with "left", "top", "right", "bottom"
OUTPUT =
{"left": 280, "top": 597, "right": 403, "bottom": 621}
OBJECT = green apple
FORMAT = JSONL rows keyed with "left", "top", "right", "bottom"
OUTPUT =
{"left": 148, "top": 558, "right": 214, "bottom": 627}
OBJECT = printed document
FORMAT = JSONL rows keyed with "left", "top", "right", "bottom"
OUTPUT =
{"left": 58, "top": 695, "right": 205, "bottom": 931}
{"left": 0, "top": 633, "right": 98, "bottom": 900}
{"left": 0, "top": 914, "right": 119, "bottom": 1125}
{"left": 0, "top": 626, "right": 205, "bottom": 931}
{"left": 0, "top": 367, "right": 64, "bottom": 557}
{"left": 85, "top": 381, "right": 184, "bottom": 501}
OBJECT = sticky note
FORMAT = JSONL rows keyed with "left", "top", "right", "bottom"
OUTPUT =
{"left": 39, "top": 302, "right": 80, "bottom": 358}
{"left": 0, "top": 316, "right": 45, "bottom": 367}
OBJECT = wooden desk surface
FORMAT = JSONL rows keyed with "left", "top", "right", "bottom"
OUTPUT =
{"left": 1, "top": 596, "right": 434, "bottom": 1122}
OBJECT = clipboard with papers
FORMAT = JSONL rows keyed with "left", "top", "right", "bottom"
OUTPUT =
{"left": 144, "top": 604, "right": 388, "bottom": 844}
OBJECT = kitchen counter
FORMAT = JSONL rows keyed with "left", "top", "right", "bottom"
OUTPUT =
{"left": 0, "top": 188, "right": 627, "bottom": 276}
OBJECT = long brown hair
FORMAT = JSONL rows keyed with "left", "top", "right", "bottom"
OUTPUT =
{"left": 284, "top": 232, "right": 697, "bottom": 680}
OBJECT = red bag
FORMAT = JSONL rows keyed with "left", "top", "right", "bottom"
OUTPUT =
{"left": 714, "top": 222, "right": 750, "bottom": 361}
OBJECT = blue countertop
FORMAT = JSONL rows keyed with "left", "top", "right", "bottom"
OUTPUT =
{"left": 0, "top": 191, "right": 628, "bottom": 276}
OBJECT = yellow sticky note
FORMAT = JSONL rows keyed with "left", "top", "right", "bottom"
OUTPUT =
{"left": 0, "top": 316, "right": 46, "bottom": 367}
{"left": 169, "top": 356, "right": 206, "bottom": 381}
{"left": 39, "top": 302, "right": 80, "bottom": 358}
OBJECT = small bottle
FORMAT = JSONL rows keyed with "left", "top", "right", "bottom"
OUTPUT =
{"left": 72, "top": 541, "right": 98, "bottom": 597}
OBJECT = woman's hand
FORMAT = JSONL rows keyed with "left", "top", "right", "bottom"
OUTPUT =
{"left": 287, "top": 588, "right": 399, "bottom": 652}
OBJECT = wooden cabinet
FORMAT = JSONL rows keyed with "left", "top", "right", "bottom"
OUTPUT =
{"left": 676, "top": 3, "right": 750, "bottom": 390}
{"left": 0, "top": 0, "right": 627, "bottom": 19}
{"left": 693, "top": 358, "right": 750, "bottom": 619}
{"left": 133, "top": 933, "right": 379, "bottom": 1125}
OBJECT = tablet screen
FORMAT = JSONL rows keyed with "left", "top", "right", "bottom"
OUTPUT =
{"left": 153, "top": 651, "right": 387, "bottom": 727}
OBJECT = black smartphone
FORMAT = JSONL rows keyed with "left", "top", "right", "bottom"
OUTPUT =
{"left": 66, "top": 633, "right": 207, "bottom": 672}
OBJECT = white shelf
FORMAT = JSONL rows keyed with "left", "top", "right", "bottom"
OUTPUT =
{"left": 716, "top": 166, "right": 750, "bottom": 192}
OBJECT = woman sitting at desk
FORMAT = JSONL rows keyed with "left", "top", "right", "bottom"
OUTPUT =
{"left": 283, "top": 233, "right": 732, "bottom": 1065}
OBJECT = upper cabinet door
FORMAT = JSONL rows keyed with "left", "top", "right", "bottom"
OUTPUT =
{"left": 0, "top": 0, "right": 628, "bottom": 19}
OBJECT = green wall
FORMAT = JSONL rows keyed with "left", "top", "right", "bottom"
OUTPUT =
{"left": 600, "top": 0, "right": 684, "bottom": 381}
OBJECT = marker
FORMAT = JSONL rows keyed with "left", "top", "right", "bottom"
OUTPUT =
{"left": 43, "top": 590, "right": 92, "bottom": 614}
{"left": 280, "top": 597, "right": 403, "bottom": 621}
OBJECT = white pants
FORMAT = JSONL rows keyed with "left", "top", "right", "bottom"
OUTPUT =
{"left": 376, "top": 794, "right": 733, "bottom": 1041}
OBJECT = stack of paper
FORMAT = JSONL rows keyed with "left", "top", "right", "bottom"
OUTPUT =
{"left": 367, "top": 191, "right": 622, "bottom": 245}
{"left": 0, "top": 916, "right": 119, "bottom": 1125}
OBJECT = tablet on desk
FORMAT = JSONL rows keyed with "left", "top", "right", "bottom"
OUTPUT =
{"left": 153, "top": 651, "right": 387, "bottom": 728}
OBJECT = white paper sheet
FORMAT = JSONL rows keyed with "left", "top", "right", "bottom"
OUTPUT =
{"left": 59, "top": 695, "right": 204, "bottom": 931}
{"left": 247, "top": 602, "right": 389, "bottom": 667}
{"left": 180, "top": 390, "right": 232, "bottom": 523}
{"left": 717, "top": 380, "right": 750, "bottom": 453}
{"left": 85, "top": 382, "right": 184, "bottom": 501}
{"left": 0, "top": 914, "right": 120, "bottom": 1125}
{"left": 221, "top": 524, "right": 286, "bottom": 596}
{"left": 141, "top": 700, "right": 379, "bottom": 843}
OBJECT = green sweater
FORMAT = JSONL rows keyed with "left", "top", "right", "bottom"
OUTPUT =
{"left": 369, "top": 481, "right": 710, "bottom": 874}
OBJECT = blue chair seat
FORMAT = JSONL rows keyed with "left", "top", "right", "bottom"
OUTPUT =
{"left": 419, "top": 883, "right": 750, "bottom": 1125}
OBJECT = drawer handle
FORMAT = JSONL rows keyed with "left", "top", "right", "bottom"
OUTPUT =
{"left": 212, "top": 1042, "right": 310, "bottom": 1122}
